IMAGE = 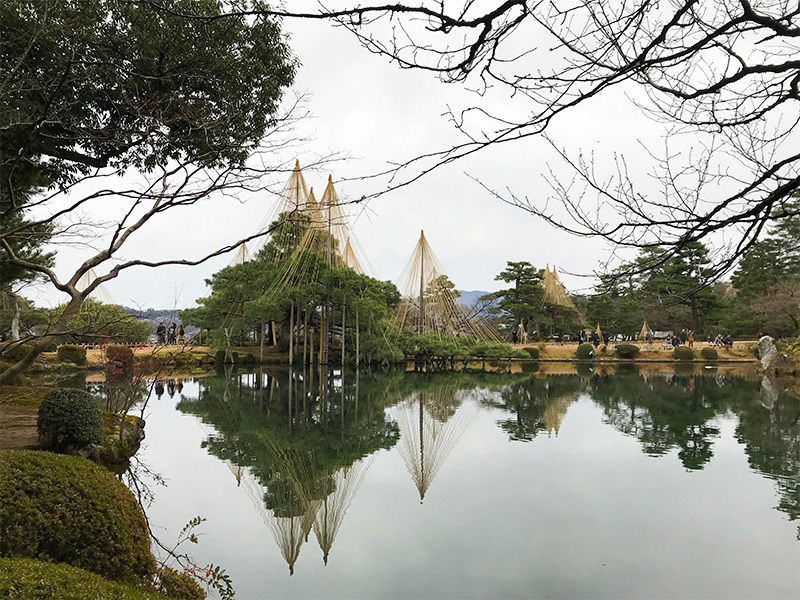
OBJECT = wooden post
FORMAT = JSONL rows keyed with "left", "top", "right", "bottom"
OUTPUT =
{"left": 342, "top": 297, "right": 346, "bottom": 369}
{"left": 260, "top": 319, "right": 265, "bottom": 362}
{"left": 289, "top": 305, "right": 294, "bottom": 365}
{"left": 303, "top": 310, "right": 309, "bottom": 368}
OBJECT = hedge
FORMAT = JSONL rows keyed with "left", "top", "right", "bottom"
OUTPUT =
{"left": 56, "top": 344, "right": 87, "bottom": 366}
{"left": 0, "top": 557, "right": 165, "bottom": 600}
{"left": 523, "top": 346, "right": 539, "bottom": 359}
{"left": 614, "top": 344, "right": 640, "bottom": 359}
{"left": 673, "top": 346, "right": 695, "bottom": 361}
{"left": 0, "top": 450, "right": 156, "bottom": 585}
{"left": 37, "top": 388, "right": 102, "bottom": 451}
{"left": 700, "top": 347, "right": 718, "bottom": 360}
{"left": 575, "top": 343, "right": 595, "bottom": 359}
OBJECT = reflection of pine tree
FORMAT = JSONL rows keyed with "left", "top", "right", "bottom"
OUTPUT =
{"left": 591, "top": 373, "right": 721, "bottom": 469}
{"left": 733, "top": 387, "right": 800, "bottom": 538}
{"left": 484, "top": 375, "right": 583, "bottom": 442}
{"left": 176, "top": 368, "right": 401, "bottom": 572}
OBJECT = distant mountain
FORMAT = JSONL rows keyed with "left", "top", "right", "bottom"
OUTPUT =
{"left": 119, "top": 306, "right": 200, "bottom": 335}
{"left": 121, "top": 306, "right": 183, "bottom": 322}
{"left": 455, "top": 290, "right": 493, "bottom": 306}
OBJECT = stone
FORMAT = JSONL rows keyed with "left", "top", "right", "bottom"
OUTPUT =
{"left": 760, "top": 377, "right": 779, "bottom": 409}
{"left": 758, "top": 335, "right": 782, "bottom": 369}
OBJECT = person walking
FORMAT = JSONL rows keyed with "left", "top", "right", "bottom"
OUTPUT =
{"left": 156, "top": 322, "right": 166, "bottom": 344}
{"left": 687, "top": 330, "right": 694, "bottom": 348}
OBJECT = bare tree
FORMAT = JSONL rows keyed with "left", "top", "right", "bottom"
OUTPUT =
{"left": 168, "top": 0, "right": 799, "bottom": 275}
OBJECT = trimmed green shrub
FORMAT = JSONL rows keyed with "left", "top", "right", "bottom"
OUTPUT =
{"left": 673, "top": 346, "right": 695, "bottom": 361}
{"left": 230, "top": 351, "right": 239, "bottom": 364}
{"left": 37, "top": 388, "right": 102, "bottom": 451}
{"left": 576, "top": 343, "right": 594, "bottom": 359}
{"left": 214, "top": 349, "right": 226, "bottom": 364}
{"left": 0, "top": 557, "right": 165, "bottom": 600}
{"left": 156, "top": 566, "right": 206, "bottom": 600}
{"left": 56, "top": 344, "right": 87, "bottom": 366}
{"left": 105, "top": 345, "right": 135, "bottom": 381}
{"left": 243, "top": 353, "right": 256, "bottom": 365}
{"left": 1, "top": 340, "right": 38, "bottom": 362}
{"left": 523, "top": 346, "right": 539, "bottom": 359}
{"left": 0, "top": 450, "right": 156, "bottom": 585}
{"left": 700, "top": 347, "right": 718, "bottom": 360}
{"left": 614, "top": 344, "right": 640, "bottom": 359}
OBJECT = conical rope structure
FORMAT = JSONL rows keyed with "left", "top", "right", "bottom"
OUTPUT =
{"left": 75, "top": 267, "right": 115, "bottom": 304}
{"left": 638, "top": 320, "right": 650, "bottom": 341}
{"left": 395, "top": 231, "right": 501, "bottom": 342}
{"left": 229, "top": 242, "right": 251, "bottom": 266}
{"left": 541, "top": 265, "right": 583, "bottom": 316}
{"left": 390, "top": 388, "right": 476, "bottom": 502}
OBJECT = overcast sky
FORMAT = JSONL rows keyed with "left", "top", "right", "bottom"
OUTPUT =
{"left": 30, "top": 6, "right": 678, "bottom": 310}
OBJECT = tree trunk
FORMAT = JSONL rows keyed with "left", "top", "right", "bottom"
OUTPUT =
{"left": 0, "top": 290, "right": 87, "bottom": 384}
{"left": 9, "top": 292, "right": 20, "bottom": 341}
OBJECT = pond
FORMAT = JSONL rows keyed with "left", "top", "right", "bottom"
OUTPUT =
{"left": 128, "top": 367, "right": 799, "bottom": 599}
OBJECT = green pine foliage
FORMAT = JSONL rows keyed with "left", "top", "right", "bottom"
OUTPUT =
{"left": 37, "top": 388, "right": 102, "bottom": 451}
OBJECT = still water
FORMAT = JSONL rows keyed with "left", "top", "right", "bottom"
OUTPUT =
{"left": 130, "top": 367, "right": 799, "bottom": 599}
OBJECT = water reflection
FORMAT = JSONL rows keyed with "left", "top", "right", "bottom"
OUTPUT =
{"left": 176, "top": 367, "right": 401, "bottom": 573}
{"left": 390, "top": 378, "right": 477, "bottom": 502}
{"left": 170, "top": 367, "right": 799, "bottom": 585}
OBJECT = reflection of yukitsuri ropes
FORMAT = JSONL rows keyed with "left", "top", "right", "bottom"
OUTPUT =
{"left": 255, "top": 437, "right": 320, "bottom": 575}
{"left": 313, "top": 457, "right": 374, "bottom": 566}
{"left": 543, "top": 394, "right": 578, "bottom": 437}
{"left": 390, "top": 390, "right": 476, "bottom": 502}
{"left": 395, "top": 231, "right": 501, "bottom": 342}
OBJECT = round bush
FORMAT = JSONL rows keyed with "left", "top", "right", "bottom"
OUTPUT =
{"left": 37, "top": 388, "right": 102, "bottom": 451}
{"left": 213, "top": 349, "right": 226, "bottom": 364}
{"left": 614, "top": 344, "right": 640, "bottom": 359}
{"left": 105, "top": 345, "right": 135, "bottom": 381}
{"left": 575, "top": 343, "right": 595, "bottom": 359}
{"left": 700, "top": 347, "right": 718, "bottom": 360}
{"left": 0, "top": 450, "right": 156, "bottom": 585}
{"left": 0, "top": 557, "right": 164, "bottom": 600}
{"left": 673, "top": 346, "right": 695, "bottom": 361}
{"left": 523, "top": 346, "right": 539, "bottom": 359}
{"left": 56, "top": 344, "right": 87, "bottom": 366}
{"left": 156, "top": 566, "right": 205, "bottom": 600}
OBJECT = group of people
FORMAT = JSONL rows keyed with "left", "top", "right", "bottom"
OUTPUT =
{"left": 577, "top": 329, "right": 611, "bottom": 347}
{"left": 155, "top": 321, "right": 185, "bottom": 345}
{"left": 669, "top": 328, "right": 695, "bottom": 348}
{"left": 712, "top": 333, "right": 734, "bottom": 347}
{"left": 154, "top": 378, "right": 184, "bottom": 398}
